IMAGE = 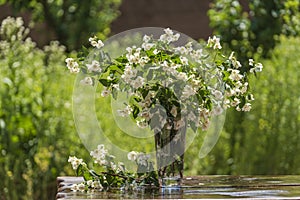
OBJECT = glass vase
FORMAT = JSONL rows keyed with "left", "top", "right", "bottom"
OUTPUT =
{"left": 154, "top": 119, "right": 186, "bottom": 187}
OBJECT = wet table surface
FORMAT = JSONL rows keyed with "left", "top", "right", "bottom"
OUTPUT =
{"left": 57, "top": 175, "right": 300, "bottom": 199}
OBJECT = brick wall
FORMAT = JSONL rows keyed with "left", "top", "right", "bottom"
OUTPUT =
{"left": 111, "top": 0, "right": 213, "bottom": 40}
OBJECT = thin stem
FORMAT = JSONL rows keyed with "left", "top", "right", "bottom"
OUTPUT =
{"left": 101, "top": 172, "right": 128, "bottom": 180}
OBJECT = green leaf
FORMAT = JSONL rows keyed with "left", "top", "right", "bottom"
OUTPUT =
{"left": 115, "top": 55, "right": 128, "bottom": 63}
{"left": 108, "top": 64, "right": 124, "bottom": 73}
{"left": 76, "top": 164, "right": 93, "bottom": 181}
{"left": 99, "top": 79, "right": 111, "bottom": 87}
{"left": 132, "top": 105, "right": 140, "bottom": 119}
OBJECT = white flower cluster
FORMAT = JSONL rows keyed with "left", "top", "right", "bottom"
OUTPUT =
{"left": 66, "top": 28, "right": 263, "bottom": 133}
{"left": 68, "top": 144, "right": 155, "bottom": 191}
{"left": 71, "top": 179, "right": 103, "bottom": 192}
{"left": 158, "top": 28, "right": 180, "bottom": 44}
{"left": 127, "top": 151, "right": 151, "bottom": 166}
{"left": 121, "top": 62, "right": 145, "bottom": 89}
{"left": 90, "top": 144, "right": 109, "bottom": 166}
{"left": 89, "top": 36, "right": 104, "bottom": 49}
{"left": 70, "top": 182, "right": 85, "bottom": 192}
{"left": 0, "top": 16, "right": 29, "bottom": 41}
{"left": 221, "top": 52, "right": 260, "bottom": 112}
{"left": 249, "top": 59, "right": 263, "bottom": 73}
{"left": 65, "top": 58, "right": 80, "bottom": 73}
{"left": 117, "top": 105, "right": 133, "bottom": 117}
{"left": 207, "top": 35, "right": 222, "bottom": 50}
{"left": 86, "top": 60, "right": 102, "bottom": 73}
{"left": 89, "top": 145, "right": 125, "bottom": 173}
{"left": 68, "top": 156, "right": 86, "bottom": 170}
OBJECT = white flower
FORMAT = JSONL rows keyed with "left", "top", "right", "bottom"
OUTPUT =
{"left": 80, "top": 76, "right": 93, "bottom": 85}
{"left": 250, "top": 62, "right": 263, "bottom": 73}
{"left": 254, "top": 63, "right": 263, "bottom": 72}
{"left": 247, "top": 94, "right": 255, "bottom": 101}
{"left": 162, "top": 77, "right": 174, "bottom": 87}
{"left": 164, "top": 28, "right": 173, "bottom": 35}
{"left": 201, "top": 119, "right": 210, "bottom": 131}
{"left": 126, "top": 51, "right": 140, "bottom": 64}
{"left": 131, "top": 76, "right": 145, "bottom": 89}
{"left": 126, "top": 46, "right": 133, "bottom": 54}
{"left": 110, "top": 162, "right": 117, "bottom": 171}
{"left": 182, "top": 85, "right": 196, "bottom": 100}
{"left": 71, "top": 183, "right": 85, "bottom": 192}
{"left": 90, "top": 144, "right": 109, "bottom": 166}
{"left": 242, "top": 103, "right": 252, "bottom": 111}
{"left": 127, "top": 151, "right": 138, "bottom": 161}
{"left": 153, "top": 49, "right": 160, "bottom": 55}
{"left": 249, "top": 58, "right": 254, "bottom": 66}
{"left": 86, "top": 60, "right": 101, "bottom": 73}
{"left": 143, "top": 35, "right": 151, "bottom": 43}
{"left": 159, "top": 28, "right": 180, "bottom": 44}
{"left": 240, "top": 82, "right": 249, "bottom": 94}
{"left": 172, "top": 33, "right": 180, "bottom": 41}
{"left": 91, "top": 181, "right": 103, "bottom": 190}
{"left": 65, "top": 58, "right": 80, "bottom": 73}
{"left": 174, "top": 46, "right": 189, "bottom": 55}
{"left": 142, "top": 42, "right": 155, "bottom": 51}
{"left": 101, "top": 87, "right": 111, "bottom": 97}
{"left": 199, "top": 108, "right": 211, "bottom": 119}
{"left": 190, "top": 49, "right": 204, "bottom": 61}
{"left": 138, "top": 56, "right": 150, "bottom": 66}
{"left": 207, "top": 36, "right": 222, "bottom": 50}
{"left": 212, "top": 89, "right": 223, "bottom": 100}
{"left": 139, "top": 109, "right": 151, "bottom": 120}
{"left": 180, "top": 56, "right": 189, "bottom": 65}
{"left": 86, "top": 180, "right": 93, "bottom": 187}
{"left": 231, "top": 97, "right": 241, "bottom": 107}
{"left": 112, "top": 84, "right": 120, "bottom": 90}
{"left": 89, "top": 37, "right": 104, "bottom": 49}
{"left": 121, "top": 64, "right": 137, "bottom": 83}
{"left": 229, "top": 53, "right": 242, "bottom": 68}
{"left": 118, "top": 162, "right": 125, "bottom": 172}
{"left": 117, "top": 105, "right": 133, "bottom": 117}
{"left": 213, "top": 105, "right": 223, "bottom": 115}
{"left": 177, "top": 72, "right": 188, "bottom": 81}
{"left": 78, "top": 183, "right": 86, "bottom": 191}
{"left": 137, "top": 120, "right": 148, "bottom": 128}
{"left": 137, "top": 153, "right": 150, "bottom": 166}
{"left": 68, "top": 156, "right": 84, "bottom": 170}
{"left": 229, "top": 69, "right": 243, "bottom": 81}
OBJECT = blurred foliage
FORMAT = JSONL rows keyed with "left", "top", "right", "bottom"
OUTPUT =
{"left": 186, "top": 35, "right": 300, "bottom": 175}
{"left": 0, "top": 0, "right": 122, "bottom": 50}
{"left": 207, "top": 0, "right": 300, "bottom": 175}
{"left": 227, "top": 35, "right": 300, "bottom": 174}
{"left": 282, "top": 0, "right": 300, "bottom": 35}
{"left": 0, "top": 17, "right": 88, "bottom": 199}
{"left": 185, "top": 36, "right": 300, "bottom": 175}
{"left": 208, "top": 0, "right": 300, "bottom": 65}
{"left": 208, "top": 0, "right": 253, "bottom": 67}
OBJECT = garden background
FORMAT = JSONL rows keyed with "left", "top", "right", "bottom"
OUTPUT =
{"left": 0, "top": 0, "right": 299, "bottom": 199}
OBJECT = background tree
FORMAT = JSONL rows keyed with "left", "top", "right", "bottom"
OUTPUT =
{"left": 0, "top": 0, "right": 122, "bottom": 50}
{"left": 208, "top": 0, "right": 299, "bottom": 61}
{"left": 0, "top": 17, "right": 89, "bottom": 200}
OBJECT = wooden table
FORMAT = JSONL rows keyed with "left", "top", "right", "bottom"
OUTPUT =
{"left": 57, "top": 175, "right": 300, "bottom": 199}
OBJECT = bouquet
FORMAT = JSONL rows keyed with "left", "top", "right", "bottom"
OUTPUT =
{"left": 66, "top": 28, "right": 263, "bottom": 190}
